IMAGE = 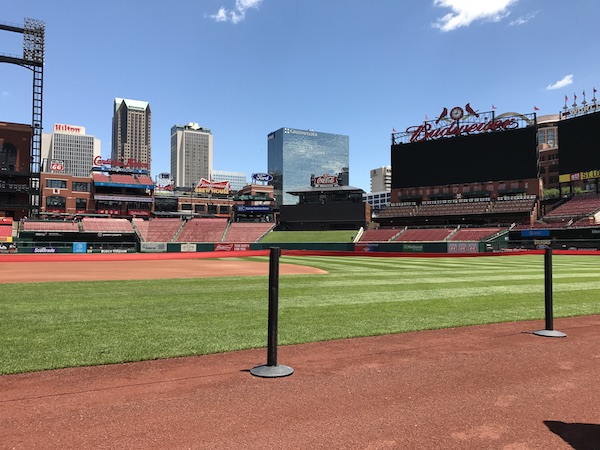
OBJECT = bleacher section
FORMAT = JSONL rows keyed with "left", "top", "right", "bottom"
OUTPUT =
{"left": 415, "top": 200, "right": 491, "bottom": 217}
{"left": 394, "top": 228, "right": 455, "bottom": 242}
{"left": 359, "top": 228, "right": 404, "bottom": 242}
{"left": 376, "top": 196, "right": 536, "bottom": 220}
{"left": 448, "top": 227, "right": 502, "bottom": 241}
{"left": 175, "top": 218, "right": 228, "bottom": 242}
{"left": 0, "top": 225, "right": 12, "bottom": 237}
{"left": 21, "top": 221, "right": 80, "bottom": 232}
{"left": 492, "top": 196, "right": 536, "bottom": 213}
{"left": 136, "top": 176, "right": 154, "bottom": 185}
{"left": 81, "top": 218, "right": 134, "bottom": 233}
{"left": 223, "top": 222, "right": 274, "bottom": 243}
{"left": 544, "top": 194, "right": 600, "bottom": 220}
{"left": 109, "top": 174, "right": 138, "bottom": 185}
{"left": 374, "top": 203, "right": 417, "bottom": 218}
{"left": 92, "top": 173, "right": 110, "bottom": 183}
{"left": 133, "top": 218, "right": 183, "bottom": 242}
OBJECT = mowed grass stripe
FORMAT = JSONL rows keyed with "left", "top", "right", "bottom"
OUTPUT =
{"left": 1, "top": 254, "right": 599, "bottom": 374}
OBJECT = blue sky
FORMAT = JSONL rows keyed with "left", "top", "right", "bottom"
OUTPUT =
{"left": 1, "top": 0, "right": 598, "bottom": 192}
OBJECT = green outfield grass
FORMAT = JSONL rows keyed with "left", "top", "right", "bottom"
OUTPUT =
{"left": 1, "top": 254, "right": 600, "bottom": 374}
{"left": 260, "top": 230, "right": 358, "bottom": 243}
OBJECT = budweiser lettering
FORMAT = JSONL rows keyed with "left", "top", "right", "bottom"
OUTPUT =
{"left": 406, "top": 118, "right": 518, "bottom": 143}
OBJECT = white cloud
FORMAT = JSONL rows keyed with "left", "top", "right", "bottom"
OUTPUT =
{"left": 509, "top": 11, "right": 538, "bottom": 26}
{"left": 209, "top": 0, "right": 263, "bottom": 24}
{"left": 547, "top": 74, "right": 574, "bottom": 90}
{"left": 1, "top": 91, "right": 9, "bottom": 97}
{"left": 432, "top": 0, "right": 518, "bottom": 32}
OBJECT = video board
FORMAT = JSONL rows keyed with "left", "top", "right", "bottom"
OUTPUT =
{"left": 391, "top": 126, "right": 538, "bottom": 189}
{"left": 557, "top": 111, "right": 600, "bottom": 175}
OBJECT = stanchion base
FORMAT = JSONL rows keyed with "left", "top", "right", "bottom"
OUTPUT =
{"left": 250, "top": 364, "right": 294, "bottom": 378}
{"left": 533, "top": 329, "right": 567, "bottom": 338}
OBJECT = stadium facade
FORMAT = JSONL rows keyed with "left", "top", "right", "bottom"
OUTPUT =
{"left": 267, "top": 127, "right": 349, "bottom": 207}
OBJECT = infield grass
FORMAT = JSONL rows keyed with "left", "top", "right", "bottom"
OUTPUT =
{"left": 1, "top": 254, "right": 600, "bottom": 374}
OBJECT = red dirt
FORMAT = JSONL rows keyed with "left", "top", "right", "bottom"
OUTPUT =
{"left": 0, "top": 254, "right": 599, "bottom": 449}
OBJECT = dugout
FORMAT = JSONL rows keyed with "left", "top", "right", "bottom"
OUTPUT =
{"left": 17, "top": 229, "right": 139, "bottom": 253}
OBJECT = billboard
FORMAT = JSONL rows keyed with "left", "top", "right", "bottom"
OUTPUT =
{"left": 392, "top": 126, "right": 538, "bottom": 189}
{"left": 558, "top": 111, "right": 600, "bottom": 175}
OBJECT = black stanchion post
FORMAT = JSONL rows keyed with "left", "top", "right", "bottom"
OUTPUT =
{"left": 250, "top": 247, "right": 294, "bottom": 377}
{"left": 533, "top": 247, "right": 566, "bottom": 338}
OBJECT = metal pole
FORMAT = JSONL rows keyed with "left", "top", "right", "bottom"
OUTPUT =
{"left": 533, "top": 247, "right": 566, "bottom": 338}
{"left": 250, "top": 247, "right": 294, "bottom": 377}
{"left": 266, "top": 246, "right": 280, "bottom": 366}
{"left": 544, "top": 246, "right": 553, "bottom": 331}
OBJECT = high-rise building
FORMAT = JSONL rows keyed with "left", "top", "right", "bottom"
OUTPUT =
{"left": 370, "top": 166, "right": 392, "bottom": 193}
{"left": 170, "top": 122, "right": 213, "bottom": 188}
{"left": 212, "top": 170, "right": 247, "bottom": 193}
{"left": 41, "top": 124, "right": 101, "bottom": 177}
{"left": 112, "top": 98, "right": 151, "bottom": 174}
{"left": 267, "top": 127, "right": 349, "bottom": 206}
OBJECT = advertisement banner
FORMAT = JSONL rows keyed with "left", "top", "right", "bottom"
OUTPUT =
{"left": 73, "top": 242, "right": 87, "bottom": 253}
{"left": 32, "top": 247, "right": 58, "bottom": 254}
{"left": 402, "top": 244, "right": 424, "bottom": 252}
{"left": 214, "top": 243, "right": 251, "bottom": 251}
{"left": 141, "top": 242, "right": 168, "bottom": 253}
{"left": 180, "top": 243, "right": 196, "bottom": 252}
{"left": 448, "top": 242, "right": 479, "bottom": 253}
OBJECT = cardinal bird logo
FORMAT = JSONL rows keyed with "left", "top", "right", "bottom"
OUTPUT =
{"left": 435, "top": 107, "right": 448, "bottom": 124}
{"left": 465, "top": 103, "right": 479, "bottom": 118}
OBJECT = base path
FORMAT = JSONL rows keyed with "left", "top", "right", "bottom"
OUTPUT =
{"left": 1, "top": 315, "right": 599, "bottom": 449}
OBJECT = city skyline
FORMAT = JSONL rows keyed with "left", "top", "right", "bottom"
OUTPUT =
{"left": 1, "top": 1, "right": 599, "bottom": 192}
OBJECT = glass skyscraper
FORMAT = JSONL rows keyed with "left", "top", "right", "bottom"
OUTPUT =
{"left": 267, "top": 127, "right": 349, "bottom": 206}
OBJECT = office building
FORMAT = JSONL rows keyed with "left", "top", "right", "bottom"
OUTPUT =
{"left": 267, "top": 127, "right": 349, "bottom": 206}
{"left": 370, "top": 166, "right": 392, "bottom": 193}
{"left": 41, "top": 124, "right": 101, "bottom": 177}
{"left": 170, "top": 122, "right": 213, "bottom": 188}
{"left": 112, "top": 98, "right": 152, "bottom": 174}
{"left": 212, "top": 170, "right": 247, "bottom": 193}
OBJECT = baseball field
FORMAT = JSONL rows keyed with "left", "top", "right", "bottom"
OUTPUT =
{"left": 1, "top": 250, "right": 599, "bottom": 448}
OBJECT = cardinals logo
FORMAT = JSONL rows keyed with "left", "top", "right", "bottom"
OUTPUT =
{"left": 435, "top": 103, "right": 479, "bottom": 124}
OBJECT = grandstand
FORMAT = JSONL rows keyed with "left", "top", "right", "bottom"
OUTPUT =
{"left": 223, "top": 222, "right": 274, "bottom": 243}
{"left": 358, "top": 228, "right": 404, "bottom": 242}
{"left": 373, "top": 196, "right": 536, "bottom": 227}
{"left": 81, "top": 218, "right": 135, "bottom": 233}
{"left": 133, "top": 218, "right": 183, "bottom": 242}
{"left": 393, "top": 228, "right": 455, "bottom": 242}
{"left": 21, "top": 221, "right": 80, "bottom": 232}
{"left": 448, "top": 227, "right": 503, "bottom": 241}
{"left": 175, "top": 218, "right": 228, "bottom": 243}
{"left": 544, "top": 194, "right": 600, "bottom": 221}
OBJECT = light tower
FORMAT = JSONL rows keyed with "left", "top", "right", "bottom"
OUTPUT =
{"left": 0, "top": 18, "right": 46, "bottom": 216}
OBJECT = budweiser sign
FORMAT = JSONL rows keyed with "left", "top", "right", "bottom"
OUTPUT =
{"left": 93, "top": 156, "right": 149, "bottom": 169}
{"left": 394, "top": 104, "right": 531, "bottom": 144}
{"left": 406, "top": 118, "right": 518, "bottom": 143}
{"left": 314, "top": 174, "right": 338, "bottom": 186}
{"left": 196, "top": 178, "right": 230, "bottom": 195}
